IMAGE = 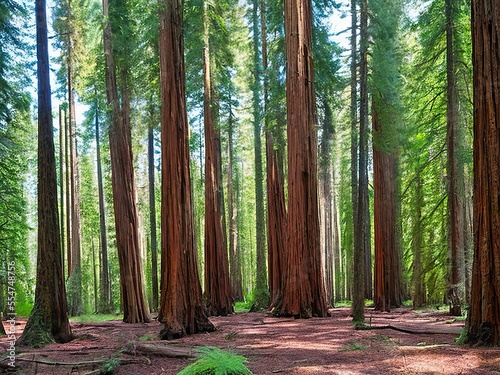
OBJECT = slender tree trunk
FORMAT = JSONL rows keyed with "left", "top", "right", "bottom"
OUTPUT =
{"left": 202, "top": 0, "right": 233, "bottom": 317}
{"left": 148, "top": 125, "right": 159, "bottom": 312}
{"left": 249, "top": 0, "right": 269, "bottom": 312}
{"left": 102, "top": 0, "right": 149, "bottom": 324}
{"left": 412, "top": 175, "right": 426, "bottom": 308}
{"left": 68, "top": 75, "right": 82, "bottom": 316}
{"left": 59, "top": 105, "right": 65, "bottom": 276}
{"left": 273, "top": 0, "right": 327, "bottom": 318}
{"left": 352, "top": 0, "right": 368, "bottom": 323}
{"left": 95, "top": 104, "right": 112, "bottom": 313}
{"left": 466, "top": 0, "right": 500, "bottom": 346}
{"left": 91, "top": 238, "right": 98, "bottom": 312}
{"left": 65, "top": 106, "right": 72, "bottom": 278}
{"left": 158, "top": 0, "right": 215, "bottom": 339}
{"left": 319, "top": 99, "right": 335, "bottom": 308}
{"left": 227, "top": 114, "right": 244, "bottom": 302}
{"left": 445, "top": 0, "right": 465, "bottom": 316}
{"left": 18, "top": 0, "right": 72, "bottom": 345}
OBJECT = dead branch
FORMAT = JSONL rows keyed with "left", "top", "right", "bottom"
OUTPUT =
{"left": 123, "top": 341, "right": 197, "bottom": 358}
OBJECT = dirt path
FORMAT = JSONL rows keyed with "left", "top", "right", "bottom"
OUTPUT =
{"left": 2, "top": 308, "right": 500, "bottom": 374}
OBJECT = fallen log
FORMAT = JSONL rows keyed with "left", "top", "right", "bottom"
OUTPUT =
{"left": 123, "top": 341, "right": 197, "bottom": 358}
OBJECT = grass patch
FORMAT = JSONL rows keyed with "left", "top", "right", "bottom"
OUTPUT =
{"left": 70, "top": 314, "right": 122, "bottom": 323}
{"left": 177, "top": 346, "right": 252, "bottom": 375}
{"left": 340, "top": 340, "right": 365, "bottom": 351}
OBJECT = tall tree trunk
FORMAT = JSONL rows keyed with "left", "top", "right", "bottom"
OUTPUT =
{"left": 95, "top": 104, "right": 112, "bottom": 313}
{"left": 65, "top": 105, "right": 72, "bottom": 278}
{"left": 102, "top": 0, "right": 149, "bottom": 324}
{"left": 148, "top": 125, "right": 159, "bottom": 312}
{"left": 352, "top": 0, "right": 368, "bottom": 323}
{"left": 372, "top": 108, "right": 402, "bottom": 311}
{"left": 319, "top": 99, "right": 335, "bottom": 308}
{"left": 250, "top": 0, "right": 269, "bottom": 311}
{"left": 18, "top": 0, "right": 72, "bottom": 345}
{"left": 273, "top": 0, "right": 327, "bottom": 318}
{"left": 227, "top": 113, "right": 244, "bottom": 302}
{"left": 445, "top": 0, "right": 465, "bottom": 316}
{"left": 370, "top": 0, "right": 403, "bottom": 313}
{"left": 466, "top": 0, "right": 500, "bottom": 347}
{"left": 202, "top": 0, "right": 233, "bottom": 317}
{"left": 412, "top": 175, "right": 426, "bottom": 308}
{"left": 58, "top": 105, "right": 65, "bottom": 275}
{"left": 67, "top": 74, "right": 82, "bottom": 316}
{"left": 262, "top": 0, "right": 287, "bottom": 309}
{"left": 348, "top": 0, "right": 358, "bottom": 304}
{"left": 158, "top": 0, "right": 215, "bottom": 339}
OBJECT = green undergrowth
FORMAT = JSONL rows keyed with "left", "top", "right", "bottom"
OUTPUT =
{"left": 177, "top": 346, "right": 252, "bottom": 375}
{"left": 69, "top": 314, "right": 122, "bottom": 323}
{"left": 234, "top": 301, "right": 252, "bottom": 313}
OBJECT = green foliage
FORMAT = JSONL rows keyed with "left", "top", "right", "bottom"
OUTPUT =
{"left": 234, "top": 301, "right": 252, "bottom": 313}
{"left": 340, "top": 340, "right": 365, "bottom": 351}
{"left": 100, "top": 356, "right": 121, "bottom": 375}
{"left": 177, "top": 347, "right": 252, "bottom": 375}
{"left": 69, "top": 314, "right": 121, "bottom": 323}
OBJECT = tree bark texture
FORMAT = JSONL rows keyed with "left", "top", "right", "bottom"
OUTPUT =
{"left": 202, "top": 1, "right": 233, "bottom": 316}
{"left": 372, "top": 108, "right": 402, "bottom": 312}
{"left": 158, "top": 0, "right": 215, "bottom": 339}
{"left": 319, "top": 99, "right": 336, "bottom": 308}
{"left": 18, "top": 0, "right": 72, "bottom": 345}
{"left": 148, "top": 125, "right": 159, "bottom": 312}
{"left": 102, "top": 0, "right": 149, "bottom": 324}
{"left": 273, "top": 0, "right": 327, "bottom": 318}
{"left": 227, "top": 115, "right": 244, "bottom": 302}
{"left": 445, "top": 0, "right": 466, "bottom": 316}
{"left": 352, "top": 0, "right": 369, "bottom": 323}
{"left": 467, "top": 0, "right": 500, "bottom": 346}
{"left": 95, "top": 107, "right": 112, "bottom": 313}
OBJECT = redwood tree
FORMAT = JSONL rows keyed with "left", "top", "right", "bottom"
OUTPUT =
{"left": 466, "top": 0, "right": 500, "bottom": 346}
{"left": 272, "top": 0, "right": 327, "bottom": 318}
{"left": 18, "top": 0, "right": 72, "bottom": 345}
{"left": 158, "top": 0, "right": 215, "bottom": 339}
{"left": 102, "top": 0, "right": 149, "bottom": 323}
{"left": 202, "top": 0, "right": 233, "bottom": 317}
{"left": 371, "top": 0, "right": 403, "bottom": 312}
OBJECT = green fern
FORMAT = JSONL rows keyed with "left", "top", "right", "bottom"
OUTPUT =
{"left": 177, "top": 346, "right": 252, "bottom": 375}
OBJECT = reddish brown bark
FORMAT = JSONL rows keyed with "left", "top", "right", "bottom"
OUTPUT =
{"left": 202, "top": 3, "right": 233, "bottom": 316}
{"left": 158, "top": 0, "right": 215, "bottom": 339}
{"left": 18, "top": 0, "right": 72, "bottom": 345}
{"left": 102, "top": 0, "right": 149, "bottom": 324}
{"left": 272, "top": 0, "right": 327, "bottom": 318}
{"left": 266, "top": 131, "right": 287, "bottom": 309}
{"left": 467, "top": 0, "right": 500, "bottom": 346}
{"left": 372, "top": 108, "right": 402, "bottom": 312}
{"left": 227, "top": 116, "right": 244, "bottom": 302}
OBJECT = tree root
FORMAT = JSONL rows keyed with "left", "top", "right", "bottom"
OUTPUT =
{"left": 355, "top": 323, "right": 455, "bottom": 335}
{"left": 13, "top": 356, "right": 151, "bottom": 366}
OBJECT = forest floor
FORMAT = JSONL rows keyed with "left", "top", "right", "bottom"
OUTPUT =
{"left": 2, "top": 307, "right": 500, "bottom": 374}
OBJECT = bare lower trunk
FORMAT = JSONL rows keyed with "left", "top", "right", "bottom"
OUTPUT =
{"left": 467, "top": 0, "right": 500, "bottom": 346}
{"left": 158, "top": 0, "right": 215, "bottom": 339}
